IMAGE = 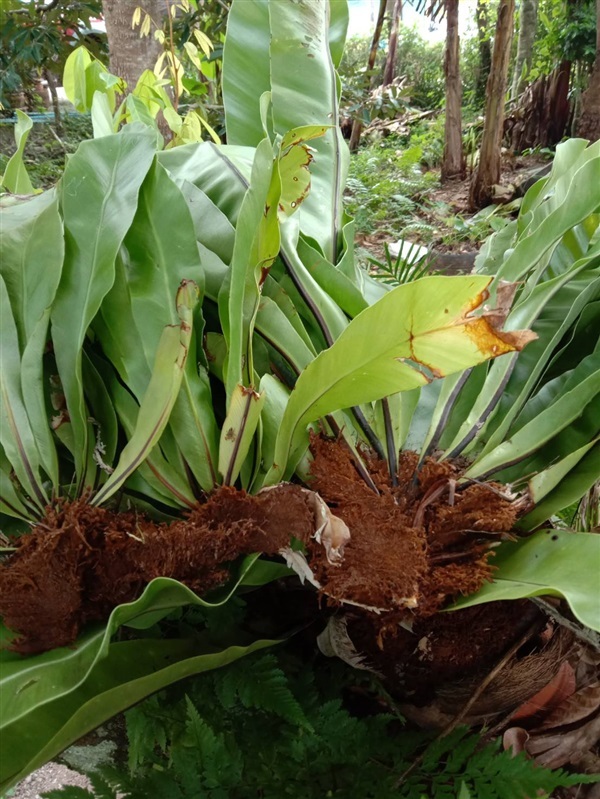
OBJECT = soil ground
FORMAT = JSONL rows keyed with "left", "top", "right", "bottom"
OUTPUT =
{"left": 356, "top": 152, "right": 552, "bottom": 267}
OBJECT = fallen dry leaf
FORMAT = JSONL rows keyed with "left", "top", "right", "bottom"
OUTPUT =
{"left": 525, "top": 711, "right": 600, "bottom": 769}
{"left": 538, "top": 682, "right": 600, "bottom": 730}
{"left": 510, "top": 661, "right": 576, "bottom": 723}
{"left": 521, "top": 683, "right": 600, "bottom": 769}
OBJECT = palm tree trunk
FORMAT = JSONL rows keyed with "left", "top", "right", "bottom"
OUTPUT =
{"left": 101, "top": 0, "right": 165, "bottom": 92}
{"left": 510, "top": 0, "right": 539, "bottom": 101}
{"left": 469, "top": 0, "right": 516, "bottom": 210}
{"left": 382, "top": 0, "right": 402, "bottom": 87}
{"left": 441, "top": 0, "right": 465, "bottom": 181}
{"left": 349, "top": 0, "right": 387, "bottom": 152}
{"left": 576, "top": 0, "right": 600, "bottom": 141}
{"left": 475, "top": 0, "right": 492, "bottom": 105}
{"left": 43, "top": 68, "right": 62, "bottom": 133}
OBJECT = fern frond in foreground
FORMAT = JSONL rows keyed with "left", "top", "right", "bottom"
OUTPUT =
{"left": 42, "top": 650, "right": 598, "bottom": 799}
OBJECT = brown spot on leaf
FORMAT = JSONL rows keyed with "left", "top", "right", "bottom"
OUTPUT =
{"left": 463, "top": 316, "right": 537, "bottom": 357}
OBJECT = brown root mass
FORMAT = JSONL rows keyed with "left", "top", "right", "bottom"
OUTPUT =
{"left": 1, "top": 436, "right": 525, "bottom": 659}
{"left": 307, "top": 437, "right": 566, "bottom": 720}
{"left": 308, "top": 435, "right": 520, "bottom": 618}
{"left": 0, "top": 485, "right": 315, "bottom": 654}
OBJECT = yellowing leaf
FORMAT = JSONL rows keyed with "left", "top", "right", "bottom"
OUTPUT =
{"left": 194, "top": 29, "right": 214, "bottom": 58}
{"left": 265, "top": 276, "right": 535, "bottom": 483}
{"left": 140, "top": 12, "right": 152, "bottom": 38}
{"left": 278, "top": 143, "right": 313, "bottom": 218}
{"left": 184, "top": 41, "right": 202, "bottom": 71}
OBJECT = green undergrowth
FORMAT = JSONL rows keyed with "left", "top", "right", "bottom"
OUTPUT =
{"left": 345, "top": 114, "right": 522, "bottom": 249}
{"left": 39, "top": 607, "right": 595, "bottom": 799}
{"left": 0, "top": 114, "right": 92, "bottom": 189}
{"left": 344, "top": 131, "right": 506, "bottom": 249}
{"left": 345, "top": 138, "right": 438, "bottom": 237}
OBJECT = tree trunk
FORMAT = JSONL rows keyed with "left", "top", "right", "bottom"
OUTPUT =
{"left": 382, "top": 0, "right": 402, "bottom": 87}
{"left": 101, "top": 0, "right": 165, "bottom": 92}
{"left": 475, "top": 0, "right": 492, "bottom": 106}
{"left": 441, "top": 0, "right": 465, "bottom": 181}
{"left": 506, "top": 61, "right": 571, "bottom": 151}
{"left": 510, "top": 0, "right": 539, "bottom": 101}
{"left": 44, "top": 68, "right": 62, "bottom": 133}
{"left": 349, "top": 0, "right": 387, "bottom": 152}
{"left": 576, "top": 0, "right": 600, "bottom": 141}
{"left": 469, "top": 0, "right": 516, "bottom": 210}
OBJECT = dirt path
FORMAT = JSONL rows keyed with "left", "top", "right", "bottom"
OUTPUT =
{"left": 10, "top": 763, "right": 91, "bottom": 798}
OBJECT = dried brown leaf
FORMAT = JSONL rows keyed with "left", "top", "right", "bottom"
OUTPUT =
{"left": 510, "top": 661, "right": 576, "bottom": 723}
{"left": 526, "top": 710, "right": 600, "bottom": 769}
{"left": 538, "top": 682, "right": 600, "bottom": 731}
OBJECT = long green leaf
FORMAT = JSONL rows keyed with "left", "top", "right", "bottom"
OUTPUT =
{"left": 443, "top": 261, "right": 598, "bottom": 459}
{"left": 0, "top": 111, "right": 36, "bottom": 195}
{"left": 471, "top": 270, "right": 600, "bottom": 458}
{"left": 520, "top": 441, "right": 600, "bottom": 529}
{"left": 487, "top": 146, "right": 600, "bottom": 286}
{"left": 159, "top": 141, "right": 253, "bottom": 226}
{"left": 222, "top": 0, "right": 271, "bottom": 147}
{"left": 0, "top": 191, "right": 64, "bottom": 489}
{"left": 219, "top": 384, "right": 266, "bottom": 486}
{"left": 0, "top": 278, "right": 46, "bottom": 514}
{"left": 122, "top": 161, "right": 219, "bottom": 492}
{"left": 269, "top": 0, "right": 348, "bottom": 262}
{"left": 51, "top": 128, "right": 156, "bottom": 489}
{"left": 464, "top": 368, "right": 600, "bottom": 481}
{"left": 296, "top": 235, "right": 369, "bottom": 318}
{"left": 92, "top": 281, "right": 198, "bottom": 506}
{"left": 222, "top": 0, "right": 348, "bottom": 261}
{"left": 178, "top": 179, "right": 236, "bottom": 265}
{"left": 449, "top": 530, "right": 600, "bottom": 632}
{"left": 0, "top": 465, "right": 31, "bottom": 521}
{"left": 221, "top": 137, "right": 281, "bottom": 399}
{"left": 266, "top": 276, "right": 532, "bottom": 483}
{"left": 328, "top": 0, "right": 350, "bottom": 67}
{"left": 103, "top": 371, "right": 196, "bottom": 509}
